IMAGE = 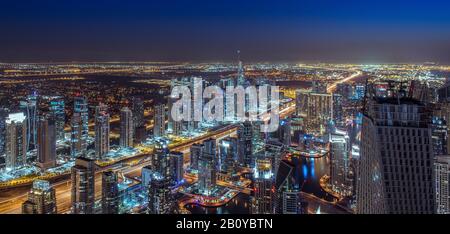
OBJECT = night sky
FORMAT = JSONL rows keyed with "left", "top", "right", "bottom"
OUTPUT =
{"left": 1, "top": 0, "right": 450, "bottom": 63}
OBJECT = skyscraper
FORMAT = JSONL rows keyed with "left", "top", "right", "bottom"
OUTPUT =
{"left": 357, "top": 83, "right": 434, "bottom": 214}
{"left": 70, "top": 113, "right": 86, "bottom": 158}
{"left": 153, "top": 103, "right": 165, "bottom": 138}
{"left": 168, "top": 93, "right": 182, "bottom": 136}
{"left": 101, "top": 170, "right": 119, "bottom": 214}
{"left": 147, "top": 175, "right": 174, "bottom": 214}
{"left": 132, "top": 96, "right": 146, "bottom": 143}
{"left": 190, "top": 143, "right": 203, "bottom": 171}
{"left": 238, "top": 121, "right": 253, "bottom": 167}
{"left": 169, "top": 151, "right": 184, "bottom": 184}
{"left": 295, "top": 89, "right": 333, "bottom": 133}
{"left": 95, "top": 103, "right": 110, "bottom": 159}
{"left": 435, "top": 155, "right": 450, "bottom": 214}
{"left": 49, "top": 96, "right": 65, "bottom": 142}
{"left": 218, "top": 137, "right": 238, "bottom": 174}
{"left": 251, "top": 158, "right": 274, "bottom": 214}
{"left": 20, "top": 93, "right": 38, "bottom": 152}
{"left": 37, "top": 116, "right": 56, "bottom": 170}
{"left": 198, "top": 138, "right": 216, "bottom": 195}
{"left": 120, "top": 107, "right": 133, "bottom": 148}
{"left": 330, "top": 129, "right": 351, "bottom": 196}
{"left": 274, "top": 160, "right": 298, "bottom": 214}
{"left": 5, "top": 112, "right": 27, "bottom": 169}
{"left": 0, "top": 108, "right": 8, "bottom": 159}
{"left": 152, "top": 139, "right": 171, "bottom": 180}
{"left": 265, "top": 139, "right": 284, "bottom": 177}
{"left": 74, "top": 96, "right": 89, "bottom": 150}
{"left": 71, "top": 157, "right": 95, "bottom": 214}
{"left": 22, "top": 180, "right": 57, "bottom": 214}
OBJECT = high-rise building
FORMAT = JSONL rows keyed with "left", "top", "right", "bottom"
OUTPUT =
{"left": 101, "top": 170, "right": 119, "bottom": 214}
{"left": 71, "top": 157, "right": 95, "bottom": 214}
{"left": 5, "top": 112, "right": 27, "bottom": 169}
{"left": 251, "top": 158, "right": 274, "bottom": 214}
{"left": 147, "top": 175, "right": 174, "bottom": 214}
{"left": 169, "top": 151, "right": 184, "bottom": 184}
{"left": 0, "top": 108, "right": 6, "bottom": 160}
{"left": 120, "top": 107, "right": 133, "bottom": 148}
{"left": 435, "top": 155, "right": 450, "bottom": 214}
{"left": 357, "top": 83, "right": 434, "bottom": 214}
{"left": 74, "top": 96, "right": 89, "bottom": 151}
{"left": 22, "top": 180, "right": 57, "bottom": 214}
{"left": 152, "top": 139, "right": 171, "bottom": 180}
{"left": 95, "top": 104, "right": 110, "bottom": 159}
{"left": 218, "top": 137, "right": 238, "bottom": 174}
{"left": 330, "top": 129, "right": 352, "bottom": 196}
{"left": 265, "top": 139, "right": 284, "bottom": 177}
{"left": 132, "top": 97, "right": 146, "bottom": 143}
{"left": 20, "top": 93, "right": 38, "bottom": 152}
{"left": 141, "top": 165, "right": 153, "bottom": 189}
{"left": 153, "top": 103, "right": 165, "bottom": 138}
{"left": 198, "top": 138, "right": 216, "bottom": 195}
{"left": 70, "top": 113, "right": 86, "bottom": 158}
{"left": 277, "top": 118, "right": 291, "bottom": 147}
{"left": 273, "top": 160, "right": 299, "bottom": 214}
{"left": 295, "top": 89, "right": 332, "bottom": 133}
{"left": 238, "top": 121, "right": 253, "bottom": 167}
{"left": 37, "top": 116, "right": 56, "bottom": 170}
{"left": 168, "top": 93, "right": 183, "bottom": 136}
{"left": 190, "top": 143, "right": 203, "bottom": 170}
{"left": 333, "top": 94, "right": 344, "bottom": 127}
{"left": 49, "top": 96, "right": 65, "bottom": 141}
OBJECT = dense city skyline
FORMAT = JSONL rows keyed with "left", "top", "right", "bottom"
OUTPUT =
{"left": 1, "top": 0, "right": 450, "bottom": 63}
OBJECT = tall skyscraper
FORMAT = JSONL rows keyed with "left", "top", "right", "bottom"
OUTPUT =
{"left": 265, "top": 139, "right": 284, "bottom": 177}
{"left": 20, "top": 93, "right": 38, "bottom": 152}
{"left": 168, "top": 93, "right": 182, "bottom": 136}
{"left": 5, "top": 112, "right": 27, "bottom": 169}
{"left": 74, "top": 96, "right": 89, "bottom": 150}
{"left": 120, "top": 107, "right": 133, "bottom": 148}
{"left": 95, "top": 104, "right": 110, "bottom": 159}
{"left": 147, "top": 175, "right": 174, "bottom": 214}
{"left": 71, "top": 157, "right": 95, "bottom": 214}
{"left": 236, "top": 50, "right": 246, "bottom": 86}
{"left": 218, "top": 137, "right": 238, "bottom": 174}
{"left": 70, "top": 113, "right": 86, "bottom": 158}
{"left": 238, "top": 121, "right": 253, "bottom": 167}
{"left": 274, "top": 160, "right": 298, "bottom": 214}
{"left": 330, "top": 129, "right": 352, "bottom": 196}
{"left": 152, "top": 139, "right": 171, "bottom": 180}
{"left": 198, "top": 138, "right": 216, "bottom": 195}
{"left": 277, "top": 118, "right": 291, "bottom": 147}
{"left": 37, "top": 116, "right": 56, "bottom": 170}
{"left": 435, "top": 155, "right": 450, "bottom": 214}
{"left": 49, "top": 96, "right": 65, "bottom": 141}
{"left": 333, "top": 93, "right": 344, "bottom": 127}
{"left": 0, "top": 108, "right": 8, "bottom": 159}
{"left": 251, "top": 158, "right": 274, "bottom": 214}
{"left": 190, "top": 143, "right": 203, "bottom": 170}
{"left": 153, "top": 103, "right": 165, "bottom": 138}
{"left": 101, "top": 170, "right": 119, "bottom": 214}
{"left": 295, "top": 89, "right": 333, "bottom": 133}
{"left": 22, "top": 180, "right": 57, "bottom": 214}
{"left": 169, "top": 151, "right": 184, "bottom": 184}
{"left": 132, "top": 97, "right": 146, "bottom": 143}
{"left": 357, "top": 83, "right": 434, "bottom": 214}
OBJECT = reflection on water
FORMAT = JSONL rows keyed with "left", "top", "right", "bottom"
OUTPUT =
{"left": 185, "top": 155, "right": 331, "bottom": 214}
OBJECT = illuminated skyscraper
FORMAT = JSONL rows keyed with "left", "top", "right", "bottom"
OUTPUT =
{"left": 330, "top": 129, "right": 351, "bottom": 196}
{"left": 153, "top": 103, "right": 165, "bottom": 138}
{"left": 277, "top": 118, "right": 291, "bottom": 147}
{"left": 251, "top": 158, "right": 274, "bottom": 214}
{"left": 5, "top": 112, "right": 27, "bottom": 169}
{"left": 0, "top": 108, "right": 7, "bottom": 164}
{"left": 120, "top": 107, "right": 133, "bottom": 148}
{"left": 71, "top": 157, "right": 95, "bottom": 214}
{"left": 152, "top": 139, "right": 171, "bottom": 179}
{"left": 20, "top": 93, "right": 38, "bottom": 152}
{"left": 332, "top": 94, "right": 344, "bottom": 127}
{"left": 238, "top": 121, "right": 253, "bottom": 167}
{"left": 236, "top": 50, "right": 246, "bottom": 86}
{"left": 37, "top": 116, "right": 56, "bottom": 170}
{"left": 147, "top": 174, "right": 174, "bottom": 214}
{"left": 265, "top": 139, "right": 284, "bottom": 177}
{"left": 49, "top": 96, "right": 65, "bottom": 141}
{"left": 435, "top": 155, "right": 450, "bottom": 214}
{"left": 70, "top": 113, "right": 85, "bottom": 158}
{"left": 218, "top": 137, "right": 238, "bottom": 174}
{"left": 132, "top": 96, "right": 146, "bottom": 143}
{"left": 198, "top": 138, "right": 216, "bottom": 195}
{"left": 169, "top": 151, "right": 184, "bottom": 184}
{"left": 190, "top": 143, "right": 203, "bottom": 170}
{"left": 357, "top": 83, "right": 434, "bottom": 214}
{"left": 95, "top": 104, "right": 110, "bottom": 159}
{"left": 74, "top": 96, "right": 89, "bottom": 150}
{"left": 22, "top": 180, "right": 57, "bottom": 214}
{"left": 295, "top": 89, "right": 332, "bottom": 133}
{"left": 101, "top": 170, "right": 119, "bottom": 214}
{"left": 168, "top": 93, "right": 182, "bottom": 136}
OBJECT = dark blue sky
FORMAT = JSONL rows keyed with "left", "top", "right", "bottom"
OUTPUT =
{"left": 1, "top": 0, "right": 450, "bottom": 63}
